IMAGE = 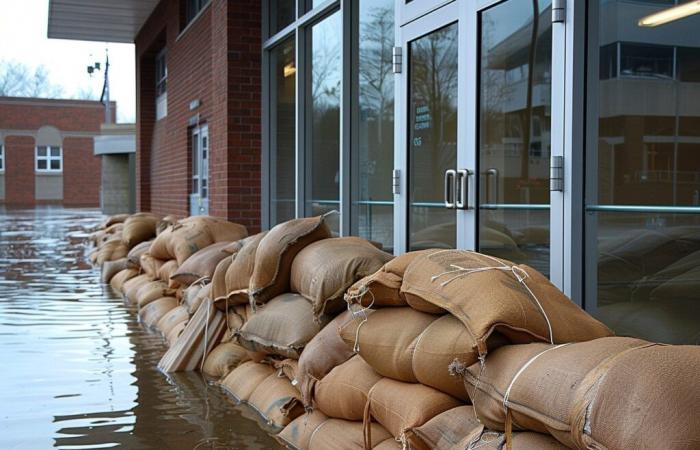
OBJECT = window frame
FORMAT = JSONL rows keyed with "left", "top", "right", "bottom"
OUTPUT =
{"left": 0, "top": 144, "right": 4, "bottom": 173}
{"left": 35, "top": 145, "right": 63, "bottom": 173}
{"left": 155, "top": 48, "right": 168, "bottom": 97}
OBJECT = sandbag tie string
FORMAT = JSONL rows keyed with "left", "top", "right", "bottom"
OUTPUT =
{"left": 346, "top": 286, "right": 375, "bottom": 353}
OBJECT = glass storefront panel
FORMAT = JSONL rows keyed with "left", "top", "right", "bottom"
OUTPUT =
{"left": 588, "top": 1, "right": 700, "bottom": 344}
{"left": 353, "top": 0, "right": 395, "bottom": 251}
{"left": 407, "top": 23, "right": 458, "bottom": 250}
{"left": 478, "top": 0, "right": 552, "bottom": 276}
{"left": 269, "top": 0, "right": 295, "bottom": 34}
{"left": 306, "top": 11, "right": 342, "bottom": 233}
{"left": 270, "top": 37, "right": 296, "bottom": 225}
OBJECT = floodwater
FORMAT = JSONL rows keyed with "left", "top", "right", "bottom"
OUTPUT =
{"left": 0, "top": 207, "right": 281, "bottom": 450}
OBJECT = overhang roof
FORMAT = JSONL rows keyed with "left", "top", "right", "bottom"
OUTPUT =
{"left": 47, "top": 0, "right": 159, "bottom": 43}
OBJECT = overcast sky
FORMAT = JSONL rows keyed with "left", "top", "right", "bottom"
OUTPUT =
{"left": 0, "top": 0, "right": 136, "bottom": 123}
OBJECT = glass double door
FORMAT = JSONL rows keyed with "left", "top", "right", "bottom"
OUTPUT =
{"left": 395, "top": 0, "right": 560, "bottom": 280}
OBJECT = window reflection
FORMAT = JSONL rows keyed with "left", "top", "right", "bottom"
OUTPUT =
{"left": 478, "top": 0, "right": 552, "bottom": 275}
{"left": 408, "top": 23, "right": 458, "bottom": 250}
{"left": 353, "top": 0, "right": 395, "bottom": 251}
{"left": 306, "top": 12, "right": 342, "bottom": 233}
{"left": 270, "top": 37, "right": 296, "bottom": 225}
{"left": 589, "top": 0, "right": 700, "bottom": 344}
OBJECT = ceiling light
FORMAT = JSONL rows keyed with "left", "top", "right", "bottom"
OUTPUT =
{"left": 283, "top": 63, "right": 296, "bottom": 78}
{"left": 639, "top": 1, "right": 700, "bottom": 27}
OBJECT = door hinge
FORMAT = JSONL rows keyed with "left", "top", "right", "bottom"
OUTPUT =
{"left": 392, "top": 169, "right": 401, "bottom": 195}
{"left": 552, "top": 0, "right": 565, "bottom": 23}
{"left": 550, "top": 155, "right": 564, "bottom": 192}
{"left": 392, "top": 46, "right": 402, "bottom": 74}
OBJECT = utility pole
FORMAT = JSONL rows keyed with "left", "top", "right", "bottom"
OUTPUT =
{"left": 87, "top": 49, "right": 111, "bottom": 124}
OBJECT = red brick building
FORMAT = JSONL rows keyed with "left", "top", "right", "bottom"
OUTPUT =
{"left": 0, "top": 97, "right": 115, "bottom": 206}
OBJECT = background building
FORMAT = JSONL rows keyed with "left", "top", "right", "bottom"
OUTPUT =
{"left": 47, "top": 0, "right": 700, "bottom": 344}
{"left": 0, "top": 96, "right": 115, "bottom": 206}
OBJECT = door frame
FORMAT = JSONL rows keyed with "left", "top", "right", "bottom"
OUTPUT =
{"left": 190, "top": 123, "right": 209, "bottom": 216}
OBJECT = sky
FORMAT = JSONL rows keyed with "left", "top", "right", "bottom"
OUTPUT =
{"left": 0, "top": 0, "right": 136, "bottom": 123}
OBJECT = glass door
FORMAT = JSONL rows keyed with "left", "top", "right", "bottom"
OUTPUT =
{"left": 190, "top": 124, "right": 209, "bottom": 216}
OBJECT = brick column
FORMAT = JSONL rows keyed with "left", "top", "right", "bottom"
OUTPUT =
{"left": 5, "top": 135, "right": 36, "bottom": 205}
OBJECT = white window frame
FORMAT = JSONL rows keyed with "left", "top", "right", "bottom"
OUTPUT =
{"left": 155, "top": 48, "right": 168, "bottom": 121}
{"left": 35, "top": 145, "right": 62, "bottom": 173}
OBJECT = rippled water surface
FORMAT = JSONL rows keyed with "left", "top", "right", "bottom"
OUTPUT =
{"left": 0, "top": 207, "right": 281, "bottom": 449}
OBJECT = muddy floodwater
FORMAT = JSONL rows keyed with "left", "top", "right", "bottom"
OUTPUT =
{"left": 0, "top": 207, "right": 281, "bottom": 449}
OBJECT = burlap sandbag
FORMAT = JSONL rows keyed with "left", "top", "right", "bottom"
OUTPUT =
{"left": 238, "top": 293, "right": 330, "bottom": 359}
{"left": 156, "top": 214, "right": 179, "bottom": 235}
{"left": 101, "top": 213, "right": 129, "bottom": 228}
{"left": 451, "top": 430, "right": 569, "bottom": 450}
{"left": 156, "top": 305, "right": 189, "bottom": 337}
{"left": 123, "top": 274, "right": 153, "bottom": 303}
{"left": 249, "top": 216, "right": 331, "bottom": 306}
{"left": 110, "top": 268, "right": 139, "bottom": 293}
{"left": 149, "top": 216, "right": 247, "bottom": 264}
{"left": 273, "top": 358, "right": 298, "bottom": 383}
{"left": 373, "top": 438, "right": 402, "bottom": 450}
{"left": 401, "top": 250, "right": 613, "bottom": 355}
{"left": 127, "top": 240, "right": 152, "bottom": 266}
{"left": 365, "top": 378, "right": 462, "bottom": 444}
{"left": 211, "top": 255, "right": 233, "bottom": 304}
{"left": 166, "top": 321, "right": 186, "bottom": 346}
{"left": 408, "top": 406, "right": 482, "bottom": 450}
{"left": 221, "top": 361, "right": 275, "bottom": 403}
{"left": 134, "top": 280, "right": 171, "bottom": 308}
{"left": 170, "top": 241, "right": 232, "bottom": 287}
{"left": 309, "top": 419, "right": 392, "bottom": 450}
{"left": 138, "top": 296, "right": 177, "bottom": 328}
{"left": 223, "top": 232, "right": 268, "bottom": 305}
{"left": 460, "top": 337, "right": 650, "bottom": 448}
{"left": 344, "top": 250, "right": 434, "bottom": 308}
{"left": 201, "top": 341, "right": 250, "bottom": 380}
{"left": 296, "top": 310, "right": 357, "bottom": 409}
{"left": 139, "top": 253, "right": 165, "bottom": 279}
{"left": 314, "top": 355, "right": 382, "bottom": 421}
{"left": 248, "top": 371, "right": 305, "bottom": 431}
{"left": 122, "top": 212, "right": 159, "bottom": 248}
{"left": 182, "top": 283, "right": 205, "bottom": 314}
{"left": 291, "top": 237, "right": 393, "bottom": 318}
{"left": 158, "top": 259, "right": 179, "bottom": 284}
{"left": 96, "top": 238, "right": 129, "bottom": 265}
{"left": 102, "top": 258, "right": 130, "bottom": 283}
{"left": 276, "top": 410, "right": 329, "bottom": 450}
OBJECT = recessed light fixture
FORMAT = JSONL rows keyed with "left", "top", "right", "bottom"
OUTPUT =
{"left": 639, "top": 1, "right": 700, "bottom": 27}
{"left": 283, "top": 63, "right": 296, "bottom": 78}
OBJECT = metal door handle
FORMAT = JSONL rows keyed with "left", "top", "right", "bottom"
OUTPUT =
{"left": 456, "top": 169, "right": 472, "bottom": 210}
{"left": 486, "top": 168, "right": 499, "bottom": 204}
{"left": 444, "top": 169, "right": 456, "bottom": 209}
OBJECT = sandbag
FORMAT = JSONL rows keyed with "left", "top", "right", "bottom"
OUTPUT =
{"left": 156, "top": 305, "right": 189, "bottom": 337}
{"left": 309, "top": 419, "right": 392, "bottom": 450}
{"left": 276, "top": 410, "right": 328, "bottom": 450}
{"left": 139, "top": 253, "right": 165, "bottom": 279}
{"left": 96, "top": 238, "right": 129, "bottom": 265}
{"left": 373, "top": 439, "right": 402, "bottom": 450}
{"left": 248, "top": 372, "right": 305, "bottom": 431}
{"left": 452, "top": 431, "right": 570, "bottom": 450}
{"left": 101, "top": 213, "right": 129, "bottom": 228}
{"left": 366, "top": 378, "right": 462, "bottom": 443}
{"left": 138, "top": 296, "right": 177, "bottom": 328}
{"left": 110, "top": 268, "right": 139, "bottom": 293}
{"left": 222, "top": 232, "right": 267, "bottom": 306}
{"left": 102, "top": 258, "right": 130, "bottom": 283}
{"left": 134, "top": 280, "right": 170, "bottom": 308}
{"left": 273, "top": 358, "right": 298, "bottom": 383}
{"left": 122, "top": 213, "right": 159, "bottom": 248}
{"left": 149, "top": 215, "right": 247, "bottom": 264}
{"left": 408, "top": 406, "right": 481, "bottom": 450}
{"left": 127, "top": 240, "right": 152, "bottom": 266}
{"left": 202, "top": 341, "right": 250, "bottom": 380}
{"left": 170, "top": 241, "right": 232, "bottom": 286}
{"left": 249, "top": 216, "right": 331, "bottom": 306}
{"left": 314, "top": 355, "right": 382, "bottom": 421}
{"left": 296, "top": 310, "right": 357, "bottom": 408}
{"left": 158, "top": 259, "right": 179, "bottom": 283}
{"left": 401, "top": 250, "right": 612, "bottom": 356}
{"left": 166, "top": 321, "right": 187, "bottom": 347}
{"left": 156, "top": 214, "right": 179, "bottom": 235}
{"left": 211, "top": 255, "right": 233, "bottom": 303}
{"left": 344, "top": 250, "right": 433, "bottom": 308}
{"left": 461, "top": 337, "right": 653, "bottom": 448}
{"left": 221, "top": 361, "right": 275, "bottom": 403}
{"left": 238, "top": 293, "right": 330, "bottom": 359}
{"left": 291, "top": 237, "right": 393, "bottom": 318}
{"left": 123, "top": 274, "right": 153, "bottom": 302}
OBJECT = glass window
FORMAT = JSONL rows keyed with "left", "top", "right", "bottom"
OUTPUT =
{"left": 36, "top": 146, "right": 62, "bottom": 172}
{"left": 587, "top": 0, "right": 700, "bottom": 344}
{"left": 155, "top": 49, "right": 167, "bottom": 97}
{"left": 305, "top": 11, "right": 342, "bottom": 233}
{"left": 352, "top": 0, "right": 395, "bottom": 251}
{"left": 0, "top": 145, "right": 4, "bottom": 171}
{"left": 270, "top": 36, "right": 297, "bottom": 225}
{"left": 185, "top": 0, "right": 210, "bottom": 25}
{"left": 269, "top": 0, "right": 295, "bottom": 34}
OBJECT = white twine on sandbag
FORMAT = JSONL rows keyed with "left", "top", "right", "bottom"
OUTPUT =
{"left": 345, "top": 285, "right": 375, "bottom": 353}
{"left": 429, "top": 250, "right": 555, "bottom": 346}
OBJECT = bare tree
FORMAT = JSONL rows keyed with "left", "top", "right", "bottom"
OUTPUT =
{"left": 0, "top": 60, "right": 64, "bottom": 98}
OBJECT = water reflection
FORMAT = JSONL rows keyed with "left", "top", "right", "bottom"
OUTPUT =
{"left": 0, "top": 206, "right": 280, "bottom": 449}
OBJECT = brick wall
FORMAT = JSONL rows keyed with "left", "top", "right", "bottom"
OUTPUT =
{"left": 63, "top": 137, "right": 101, "bottom": 206}
{"left": 4, "top": 135, "right": 35, "bottom": 205}
{"left": 135, "top": 0, "right": 262, "bottom": 231}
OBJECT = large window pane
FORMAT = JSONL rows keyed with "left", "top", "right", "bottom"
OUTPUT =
{"left": 478, "top": 0, "right": 552, "bottom": 276}
{"left": 588, "top": 1, "right": 700, "bottom": 344}
{"left": 270, "top": 37, "right": 297, "bottom": 225}
{"left": 352, "top": 0, "right": 394, "bottom": 251}
{"left": 306, "top": 12, "right": 341, "bottom": 232}
{"left": 269, "top": 0, "right": 295, "bottom": 35}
